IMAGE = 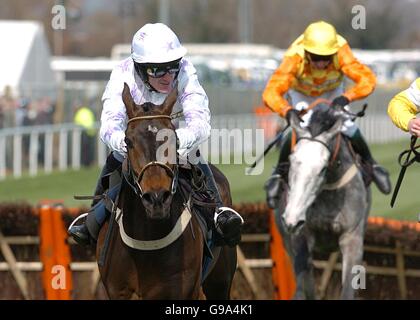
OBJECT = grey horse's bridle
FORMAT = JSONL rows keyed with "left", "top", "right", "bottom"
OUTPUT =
{"left": 124, "top": 115, "right": 179, "bottom": 198}
{"left": 297, "top": 134, "right": 342, "bottom": 168}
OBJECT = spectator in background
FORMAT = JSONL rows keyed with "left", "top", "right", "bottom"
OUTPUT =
{"left": 34, "top": 97, "right": 56, "bottom": 165}
{"left": 35, "top": 97, "right": 55, "bottom": 126}
{"left": 74, "top": 104, "right": 96, "bottom": 166}
{"left": 1, "top": 86, "right": 18, "bottom": 129}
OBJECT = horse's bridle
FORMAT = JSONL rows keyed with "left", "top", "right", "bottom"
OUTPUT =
{"left": 297, "top": 134, "right": 341, "bottom": 167}
{"left": 124, "top": 115, "right": 179, "bottom": 198}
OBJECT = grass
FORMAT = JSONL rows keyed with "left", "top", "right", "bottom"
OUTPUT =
{"left": 0, "top": 139, "right": 419, "bottom": 220}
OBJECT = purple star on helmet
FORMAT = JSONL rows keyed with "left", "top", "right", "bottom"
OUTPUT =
{"left": 165, "top": 41, "right": 176, "bottom": 52}
{"left": 137, "top": 32, "right": 146, "bottom": 41}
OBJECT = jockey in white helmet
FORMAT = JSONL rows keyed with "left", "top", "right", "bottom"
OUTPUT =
{"left": 68, "top": 23, "right": 243, "bottom": 247}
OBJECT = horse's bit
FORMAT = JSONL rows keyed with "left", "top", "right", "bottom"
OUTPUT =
{"left": 124, "top": 114, "right": 179, "bottom": 198}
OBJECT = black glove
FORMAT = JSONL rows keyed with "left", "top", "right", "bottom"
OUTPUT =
{"left": 285, "top": 109, "right": 300, "bottom": 125}
{"left": 331, "top": 95, "right": 350, "bottom": 109}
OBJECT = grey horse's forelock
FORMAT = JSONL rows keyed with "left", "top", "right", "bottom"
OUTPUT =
{"left": 307, "top": 104, "right": 338, "bottom": 137}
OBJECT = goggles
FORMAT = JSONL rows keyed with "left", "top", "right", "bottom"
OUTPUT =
{"left": 307, "top": 52, "right": 333, "bottom": 62}
{"left": 144, "top": 61, "right": 180, "bottom": 78}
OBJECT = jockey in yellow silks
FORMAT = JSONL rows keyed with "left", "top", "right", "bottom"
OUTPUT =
{"left": 388, "top": 78, "right": 420, "bottom": 136}
{"left": 263, "top": 21, "right": 391, "bottom": 208}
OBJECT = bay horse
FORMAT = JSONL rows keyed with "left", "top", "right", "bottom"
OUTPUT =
{"left": 96, "top": 83, "right": 237, "bottom": 299}
{"left": 281, "top": 104, "right": 371, "bottom": 299}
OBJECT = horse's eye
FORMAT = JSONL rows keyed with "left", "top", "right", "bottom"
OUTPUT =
{"left": 125, "top": 137, "right": 133, "bottom": 148}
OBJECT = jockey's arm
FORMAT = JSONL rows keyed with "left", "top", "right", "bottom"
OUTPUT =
{"left": 175, "top": 59, "right": 211, "bottom": 155}
{"left": 338, "top": 44, "right": 376, "bottom": 102}
{"left": 262, "top": 55, "right": 301, "bottom": 118}
{"left": 100, "top": 66, "right": 128, "bottom": 158}
{"left": 388, "top": 78, "right": 420, "bottom": 133}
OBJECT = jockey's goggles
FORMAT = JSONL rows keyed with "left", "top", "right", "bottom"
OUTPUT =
{"left": 143, "top": 60, "right": 181, "bottom": 78}
{"left": 307, "top": 52, "right": 333, "bottom": 62}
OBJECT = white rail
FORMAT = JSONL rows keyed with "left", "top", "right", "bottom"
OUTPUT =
{"left": 0, "top": 113, "right": 407, "bottom": 180}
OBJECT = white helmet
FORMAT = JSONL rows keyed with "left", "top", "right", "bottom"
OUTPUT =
{"left": 131, "top": 23, "right": 187, "bottom": 64}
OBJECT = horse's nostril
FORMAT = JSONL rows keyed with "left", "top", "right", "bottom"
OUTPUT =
{"left": 160, "top": 190, "right": 172, "bottom": 204}
{"left": 292, "top": 220, "right": 305, "bottom": 233}
{"left": 142, "top": 193, "right": 155, "bottom": 206}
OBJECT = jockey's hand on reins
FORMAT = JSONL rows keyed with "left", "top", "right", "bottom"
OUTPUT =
{"left": 331, "top": 103, "right": 368, "bottom": 121}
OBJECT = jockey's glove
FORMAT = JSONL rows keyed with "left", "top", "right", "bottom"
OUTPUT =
{"left": 285, "top": 109, "right": 301, "bottom": 125}
{"left": 109, "top": 130, "right": 127, "bottom": 156}
{"left": 176, "top": 128, "right": 196, "bottom": 150}
{"left": 331, "top": 95, "right": 350, "bottom": 109}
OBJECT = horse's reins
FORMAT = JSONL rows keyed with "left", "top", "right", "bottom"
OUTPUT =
{"left": 294, "top": 98, "right": 342, "bottom": 167}
{"left": 293, "top": 99, "right": 368, "bottom": 190}
{"left": 125, "top": 114, "right": 179, "bottom": 198}
{"left": 390, "top": 136, "right": 420, "bottom": 207}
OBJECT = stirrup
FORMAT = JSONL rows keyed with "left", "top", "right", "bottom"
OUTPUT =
{"left": 68, "top": 212, "right": 89, "bottom": 232}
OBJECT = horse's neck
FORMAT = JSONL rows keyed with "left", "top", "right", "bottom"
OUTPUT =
{"left": 325, "top": 135, "right": 355, "bottom": 183}
{"left": 121, "top": 186, "right": 185, "bottom": 241}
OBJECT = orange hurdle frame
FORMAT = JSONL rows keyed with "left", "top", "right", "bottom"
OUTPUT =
{"left": 39, "top": 204, "right": 72, "bottom": 300}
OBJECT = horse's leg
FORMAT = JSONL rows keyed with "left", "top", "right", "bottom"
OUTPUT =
{"left": 303, "top": 232, "right": 316, "bottom": 299}
{"left": 338, "top": 224, "right": 364, "bottom": 300}
{"left": 96, "top": 220, "right": 138, "bottom": 299}
{"left": 202, "top": 246, "right": 237, "bottom": 299}
{"left": 202, "top": 165, "right": 237, "bottom": 299}
{"left": 291, "top": 230, "right": 316, "bottom": 300}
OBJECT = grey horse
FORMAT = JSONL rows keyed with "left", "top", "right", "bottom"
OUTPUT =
{"left": 281, "top": 104, "right": 371, "bottom": 300}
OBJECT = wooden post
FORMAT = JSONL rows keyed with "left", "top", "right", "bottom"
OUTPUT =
{"left": 237, "top": 246, "right": 263, "bottom": 299}
{"left": 318, "top": 251, "right": 339, "bottom": 299}
{"left": 0, "top": 230, "right": 29, "bottom": 299}
{"left": 395, "top": 240, "right": 407, "bottom": 299}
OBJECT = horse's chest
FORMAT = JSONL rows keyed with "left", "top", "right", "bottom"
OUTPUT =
{"left": 306, "top": 199, "right": 344, "bottom": 234}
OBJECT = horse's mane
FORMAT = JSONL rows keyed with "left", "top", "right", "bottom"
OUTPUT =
{"left": 307, "top": 103, "right": 338, "bottom": 137}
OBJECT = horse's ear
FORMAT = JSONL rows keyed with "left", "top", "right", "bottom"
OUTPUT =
{"left": 322, "top": 118, "right": 343, "bottom": 142}
{"left": 161, "top": 85, "right": 178, "bottom": 115}
{"left": 289, "top": 112, "right": 310, "bottom": 138}
{"left": 122, "top": 83, "right": 136, "bottom": 119}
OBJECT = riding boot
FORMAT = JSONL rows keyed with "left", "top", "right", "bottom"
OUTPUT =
{"left": 350, "top": 129, "right": 392, "bottom": 194}
{"left": 68, "top": 152, "right": 122, "bottom": 246}
{"left": 264, "top": 129, "right": 292, "bottom": 209}
{"left": 197, "top": 162, "right": 244, "bottom": 247}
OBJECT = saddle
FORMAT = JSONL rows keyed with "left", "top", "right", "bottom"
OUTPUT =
{"left": 343, "top": 136, "right": 373, "bottom": 188}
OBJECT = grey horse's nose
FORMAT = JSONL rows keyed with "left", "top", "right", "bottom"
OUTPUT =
{"left": 286, "top": 219, "right": 305, "bottom": 234}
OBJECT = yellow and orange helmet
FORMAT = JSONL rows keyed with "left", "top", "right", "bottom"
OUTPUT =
{"left": 303, "top": 21, "right": 339, "bottom": 56}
